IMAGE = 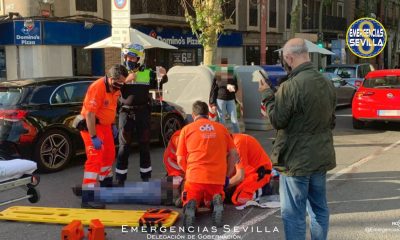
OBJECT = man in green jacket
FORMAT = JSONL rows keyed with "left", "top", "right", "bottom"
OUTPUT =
{"left": 259, "top": 38, "right": 336, "bottom": 240}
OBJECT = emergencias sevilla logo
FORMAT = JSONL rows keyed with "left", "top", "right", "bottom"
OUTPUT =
{"left": 114, "top": 0, "right": 127, "bottom": 9}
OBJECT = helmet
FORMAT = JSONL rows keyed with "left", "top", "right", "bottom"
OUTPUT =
{"left": 122, "top": 43, "right": 145, "bottom": 60}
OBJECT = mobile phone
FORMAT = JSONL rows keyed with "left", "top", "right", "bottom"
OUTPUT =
{"left": 258, "top": 70, "right": 277, "bottom": 93}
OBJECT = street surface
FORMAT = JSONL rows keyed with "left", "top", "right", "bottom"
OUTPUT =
{"left": 1, "top": 107, "right": 400, "bottom": 240}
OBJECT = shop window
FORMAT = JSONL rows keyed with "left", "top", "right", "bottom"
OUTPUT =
{"left": 0, "top": 48, "right": 6, "bottom": 80}
{"left": 245, "top": 46, "right": 260, "bottom": 65}
{"left": 73, "top": 47, "right": 92, "bottom": 76}
{"left": 75, "top": 0, "right": 97, "bottom": 12}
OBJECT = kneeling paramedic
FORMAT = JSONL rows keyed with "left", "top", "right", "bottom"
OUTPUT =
{"left": 115, "top": 43, "right": 168, "bottom": 184}
{"left": 77, "top": 64, "right": 128, "bottom": 209}
{"left": 176, "top": 101, "right": 238, "bottom": 229}
{"left": 162, "top": 129, "right": 184, "bottom": 206}
{"left": 227, "top": 133, "right": 273, "bottom": 206}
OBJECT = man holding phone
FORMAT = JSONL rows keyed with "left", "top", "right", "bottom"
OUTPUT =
{"left": 259, "top": 38, "right": 336, "bottom": 240}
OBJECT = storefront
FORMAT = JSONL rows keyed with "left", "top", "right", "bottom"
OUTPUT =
{"left": 0, "top": 19, "right": 110, "bottom": 80}
{"left": 135, "top": 26, "right": 243, "bottom": 69}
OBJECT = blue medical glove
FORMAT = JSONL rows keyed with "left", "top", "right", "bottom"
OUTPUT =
{"left": 224, "top": 176, "right": 230, "bottom": 189}
{"left": 112, "top": 124, "right": 118, "bottom": 139}
{"left": 91, "top": 136, "right": 103, "bottom": 150}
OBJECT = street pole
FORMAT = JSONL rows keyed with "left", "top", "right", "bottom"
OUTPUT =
{"left": 260, "top": 0, "right": 267, "bottom": 65}
{"left": 318, "top": 0, "right": 323, "bottom": 70}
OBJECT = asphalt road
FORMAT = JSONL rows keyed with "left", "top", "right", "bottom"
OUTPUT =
{"left": 1, "top": 107, "right": 400, "bottom": 240}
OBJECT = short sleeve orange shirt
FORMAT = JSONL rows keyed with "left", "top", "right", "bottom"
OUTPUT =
{"left": 233, "top": 134, "right": 272, "bottom": 175}
{"left": 81, "top": 77, "right": 120, "bottom": 125}
{"left": 177, "top": 118, "right": 235, "bottom": 185}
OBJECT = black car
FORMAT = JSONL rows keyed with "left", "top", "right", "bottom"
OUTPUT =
{"left": 0, "top": 77, "right": 186, "bottom": 172}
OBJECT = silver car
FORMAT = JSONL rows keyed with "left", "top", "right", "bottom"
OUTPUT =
{"left": 323, "top": 72, "right": 357, "bottom": 106}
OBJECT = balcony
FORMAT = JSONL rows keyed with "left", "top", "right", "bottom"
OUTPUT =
{"left": 302, "top": 14, "right": 347, "bottom": 32}
{"left": 130, "top": 0, "right": 187, "bottom": 26}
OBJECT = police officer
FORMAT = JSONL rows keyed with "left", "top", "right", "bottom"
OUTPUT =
{"left": 115, "top": 43, "right": 168, "bottom": 184}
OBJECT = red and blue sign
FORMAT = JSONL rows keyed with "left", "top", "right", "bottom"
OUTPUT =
{"left": 114, "top": 0, "right": 127, "bottom": 9}
{"left": 14, "top": 20, "right": 42, "bottom": 45}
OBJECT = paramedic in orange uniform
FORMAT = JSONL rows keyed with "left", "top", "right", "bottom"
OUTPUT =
{"left": 79, "top": 64, "right": 128, "bottom": 209}
{"left": 163, "top": 130, "right": 184, "bottom": 177}
{"left": 227, "top": 133, "right": 273, "bottom": 206}
{"left": 177, "top": 100, "right": 238, "bottom": 229}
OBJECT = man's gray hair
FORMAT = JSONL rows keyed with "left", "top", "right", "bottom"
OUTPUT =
{"left": 284, "top": 41, "right": 309, "bottom": 55}
{"left": 108, "top": 64, "right": 128, "bottom": 79}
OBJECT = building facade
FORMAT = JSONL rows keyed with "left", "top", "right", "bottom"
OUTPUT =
{"left": 2, "top": 0, "right": 397, "bottom": 81}
{"left": 0, "top": 0, "right": 109, "bottom": 80}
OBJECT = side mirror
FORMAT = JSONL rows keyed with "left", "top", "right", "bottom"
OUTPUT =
{"left": 340, "top": 79, "right": 347, "bottom": 86}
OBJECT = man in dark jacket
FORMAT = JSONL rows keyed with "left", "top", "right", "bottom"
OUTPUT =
{"left": 259, "top": 38, "right": 336, "bottom": 240}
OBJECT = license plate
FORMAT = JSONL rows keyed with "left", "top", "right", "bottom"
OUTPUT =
{"left": 377, "top": 110, "right": 400, "bottom": 116}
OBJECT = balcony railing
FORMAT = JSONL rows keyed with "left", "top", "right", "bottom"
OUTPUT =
{"left": 302, "top": 14, "right": 347, "bottom": 32}
{"left": 131, "top": 0, "right": 185, "bottom": 17}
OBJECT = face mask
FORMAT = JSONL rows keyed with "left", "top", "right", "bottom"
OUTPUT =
{"left": 282, "top": 60, "right": 292, "bottom": 74}
{"left": 125, "top": 60, "right": 139, "bottom": 71}
{"left": 112, "top": 81, "right": 124, "bottom": 90}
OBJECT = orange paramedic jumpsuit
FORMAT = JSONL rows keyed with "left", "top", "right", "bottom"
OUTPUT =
{"left": 162, "top": 130, "right": 184, "bottom": 177}
{"left": 177, "top": 117, "right": 236, "bottom": 208}
{"left": 80, "top": 77, "right": 120, "bottom": 188}
{"left": 231, "top": 133, "right": 272, "bottom": 205}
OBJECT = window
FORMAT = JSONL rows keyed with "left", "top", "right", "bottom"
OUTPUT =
{"left": 324, "top": 2, "right": 332, "bottom": 16}
{"left": 269, "top": 0, "right": 277, "bottom": 29}
{"left": 29, "top": 86, "right": 57, "bottom": 104}
{"left": 245, "top": 46, "right": 260, "bottom": 65}
{"left": 73, "top": 47, "right": 92, "bottom": 76}
{"left": 337, "top": 2, "right": 344, "bottom": 18}
{"left": 50, "top": 82, "right": 91, "bottom": 104}
{"left": 223, "top": 0, "right": 237, "bottom": 25}
{"left": 286, "top": 0, "right": 292, "bottom": 29}
{"left": 0, "top": 47, "right": 6, "bottom": 80}
{"left": 75, "top": 0, "right": 97, "bottom": 12}
{"left": 0, "top": 88, "right": 22, "bottom": 106}
{"left": 248, "top": 0, "right": 259, "bottom": 28}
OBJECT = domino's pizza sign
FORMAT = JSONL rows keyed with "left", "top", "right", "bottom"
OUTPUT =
{"left": 14, "top": 20, "right": 42, "bottom": 45}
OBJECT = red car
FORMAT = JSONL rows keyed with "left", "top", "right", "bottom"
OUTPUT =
{"left": 352, "top": 69, "right": 400, "bottom": 129}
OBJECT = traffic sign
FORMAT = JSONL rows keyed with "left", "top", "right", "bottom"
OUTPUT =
{"left": 112, "top": 0, "right": 131, "bottom": 28}
{"left": 111, "top": 0, "right": 131, "bottom": 44}
{"left": 112, "top": 27, "right": 131, "bottom": 44}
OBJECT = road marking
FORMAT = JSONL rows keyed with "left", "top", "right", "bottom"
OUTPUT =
{"left": 336, "top": 114, "right": 352, "bottom": 117}
{"left": 328, "top": 138, "right": 400, "bottom": 181}
{"left": 221, "top": 138, "right": 400, "bottom": 239}
{"left": 221, "top": 208, "right": 280, "bottom": 239}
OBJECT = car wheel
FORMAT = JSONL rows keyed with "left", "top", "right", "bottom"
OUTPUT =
{"left": 352, "top": 117, "right": 364, "bottom": 129}
{"left": 160, "top": 114, "right": 184, "bottom": 144}
{"left": 34, "top": 129, "right": 73, "bottom": 172}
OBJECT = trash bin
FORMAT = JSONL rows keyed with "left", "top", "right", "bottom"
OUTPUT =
{"left": 235, "top": 65, "right": 273, "bottom": 131}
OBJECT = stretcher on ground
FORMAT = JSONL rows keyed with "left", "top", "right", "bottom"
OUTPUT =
{"left": 0, "top": 206, "right": 180, "bottom": 227}
{"left": 0, "top": 159, "right": 40, "bottom": 206}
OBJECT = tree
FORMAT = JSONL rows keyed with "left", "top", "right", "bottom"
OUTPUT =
{"left": 180, "top": 0, "right": 231, "bottom": 65}
{"left": 289, "top": 0, "right": 301, "bottom": 38}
